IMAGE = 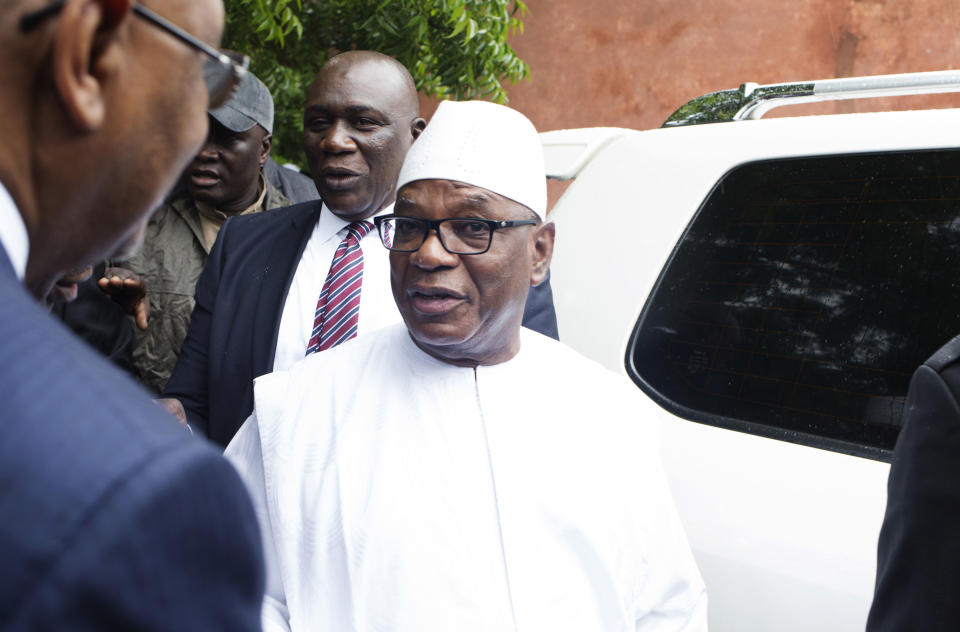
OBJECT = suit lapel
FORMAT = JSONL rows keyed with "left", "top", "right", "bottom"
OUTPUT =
{"left": 250, "top": 201, "right": 324, "bottom": 375}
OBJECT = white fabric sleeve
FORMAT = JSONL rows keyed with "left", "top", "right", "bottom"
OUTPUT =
{"left": 634, "top": 453, "right": 709, "bottom": 632}
{"left": 226, "top": 414, "right": 291, "bottom": 632}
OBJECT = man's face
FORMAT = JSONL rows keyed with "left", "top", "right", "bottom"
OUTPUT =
{"left": 186, "top": 118, "right": 269, "bottom": 213}
{"left": 389, "top": 179, "right": 553, "bottom": 366}
{"left": 22, "top": 0, "right": 224, "bottom": 291}
{"left": 303, "top": 61, "right": 418, "bottom": 220}
{"left": 98, "top": 0, "right": 224, "bottom": 256}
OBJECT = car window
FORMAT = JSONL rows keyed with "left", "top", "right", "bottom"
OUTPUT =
{"left": 628, "top": 149, "right": 960, "bottom": 460}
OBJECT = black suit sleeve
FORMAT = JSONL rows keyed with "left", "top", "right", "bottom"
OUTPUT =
{"left": 162, "top": 219, "right": 232, "bottom": 436}
{"left": 522, "top": 270, "right": 559, "bottom": 340}
{"left": 17, "top": 444, "right": 265, "bottom": 631}
{"left": 868, "top": 363, "right": 960, "bottom": 631}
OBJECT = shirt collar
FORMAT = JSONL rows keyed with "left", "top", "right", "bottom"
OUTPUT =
{"left": 317, "top": 201, "right": 394, "bottom": 243}
{"left": 0, "top": 180, "right": 28, "bottom": 280}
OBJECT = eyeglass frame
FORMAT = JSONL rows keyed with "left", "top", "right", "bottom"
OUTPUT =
{"left": 374, "top": 214, "right": 540, "bottom": 256}
{"left": 19, "top": 1, "right": 248, "bottom": 109}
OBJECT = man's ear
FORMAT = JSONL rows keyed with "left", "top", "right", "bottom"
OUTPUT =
{"left": 410, "top": 117, "right": 427, "bottom": 141}
{"left": 259, "top": 133, "right": 273, "bottom": 166}
{"left": 51, "top": 0, "right": 133, "bottom": 132}
{"left": 529, "top": 220, "right": 555, "bottom": 287}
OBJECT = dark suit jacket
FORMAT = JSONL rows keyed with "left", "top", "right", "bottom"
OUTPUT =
{"left": 868, "top": 334, "right": 960, "bottom": 631}
{"left": 164, "top": 200, "right": 560, "bottom": 448}
{"left": 0, "top": 249, "right": 264, "bottom": 630}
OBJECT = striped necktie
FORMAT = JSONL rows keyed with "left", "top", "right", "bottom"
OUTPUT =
{"left": 305, "top": 220, "right": 374, "bottom": 355}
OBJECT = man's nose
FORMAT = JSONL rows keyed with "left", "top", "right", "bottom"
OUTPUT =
{"left": 322, "top": 120, "right": 357, "bottom": 153}
{"left": 195, "top": 141, "right": 219, "bottom": 161}
{"left": 410, "top": 228, "right": 458, "bottom": 270}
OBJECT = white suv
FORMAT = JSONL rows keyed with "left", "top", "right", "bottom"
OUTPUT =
{"left": 542, "top": 71, "right": 960, "bottom": 632}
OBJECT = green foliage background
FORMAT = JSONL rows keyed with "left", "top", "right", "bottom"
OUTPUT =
{"left": 223, "top": 0, "right": 530, "bottom": 168}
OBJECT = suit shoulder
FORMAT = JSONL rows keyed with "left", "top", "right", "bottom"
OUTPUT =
{"left": 7, "top": 440, "right": 262, "bottom": 630}
{"left": 924, "top": 333, "right": 960, "bottom": 373}
{"left": 0, "top": 279, "right": 258, "bottom": 624}
{"left": 225, "top": 199, "right": 319, "bottom": 234}
{"left": 0, "top": 293, "right": 207, "bottom": 484}
{"left": 0, "top": 277, "right": 210, "bottom": 488}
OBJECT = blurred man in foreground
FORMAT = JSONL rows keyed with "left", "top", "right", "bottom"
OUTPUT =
{"left": 227, "top": 100, "right": 706, "bottom": 631}
{"left": 0, "top": 0, "right": 263, "bottom": 628}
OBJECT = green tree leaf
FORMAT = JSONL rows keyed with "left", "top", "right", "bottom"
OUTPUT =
{"left": 223, "top": 0, "right": 529, "bottom": 167}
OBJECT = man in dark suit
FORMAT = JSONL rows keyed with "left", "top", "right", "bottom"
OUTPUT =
{"left": 161, "top": 51, "right": 559, "bottom": 448}
{"left": 0, "top": 0, "right": 263, "bottom": 629}
{"left": 868, "top": 334, "right": 960, "bottom": 631}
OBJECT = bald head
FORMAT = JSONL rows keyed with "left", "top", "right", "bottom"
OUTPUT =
{"left": 303, "top": 50, "right": 426, "bottom": 220}
{"left": 313, "top": 51, "right": 420, "bottom": 114}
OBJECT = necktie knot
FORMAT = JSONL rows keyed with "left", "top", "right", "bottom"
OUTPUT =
{"left": 347, "top": 220, "right": 374, "bottom": 243}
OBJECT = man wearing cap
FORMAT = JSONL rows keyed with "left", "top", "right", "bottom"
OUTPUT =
{"left": 227, "top": 100, "right": 707, "bottom": 631}
{"left": 110, "top": 70, "right": 288, "bottom": 393}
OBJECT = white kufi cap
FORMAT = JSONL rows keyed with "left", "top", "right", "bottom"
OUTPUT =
{"left": 396, "top": 100, "right": 546, "bottom": 218}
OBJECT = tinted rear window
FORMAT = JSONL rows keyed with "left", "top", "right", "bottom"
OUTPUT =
{"left": 628, "top": 149, "right": 960, "bottom": 459}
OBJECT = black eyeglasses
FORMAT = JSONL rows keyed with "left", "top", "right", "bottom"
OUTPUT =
{"left": 374, "top": 215, "right": 539, "bottom": 255}
{"left": 20, "top": 1, "right": 248, "bottom": 109}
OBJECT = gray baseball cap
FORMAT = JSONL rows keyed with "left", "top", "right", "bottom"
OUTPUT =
{"left": 209, "top": 71, "right": 274, "bottom": 135}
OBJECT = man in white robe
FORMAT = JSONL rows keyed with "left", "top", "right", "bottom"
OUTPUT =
{"left": 227, "top": 99, "right": 707, "bottom": 631}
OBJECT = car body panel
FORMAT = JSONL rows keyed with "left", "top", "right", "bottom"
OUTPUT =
{"left": 543, "top": 107, "right": 960, "bottom": 631}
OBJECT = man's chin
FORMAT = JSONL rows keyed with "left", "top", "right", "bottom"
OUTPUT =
{"left": 405, "top": 320, "right": 473, "bottom": 357}
{"left": 187, "top": 186, "right": 222, "bottom": 207}
{"left": 320, "top": 192, "right": 378, "bottom": 221}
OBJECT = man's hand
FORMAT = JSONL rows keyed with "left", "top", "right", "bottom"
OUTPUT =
{"left": 154, "top": 397, "right": 188, "bottom": 426}
{"left": 98, "top": 267, "right": 149, "bottom": 331}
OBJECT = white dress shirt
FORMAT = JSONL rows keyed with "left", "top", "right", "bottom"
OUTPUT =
{"left": 229, "top": 324, "right": 708, "bottom": 632}
{"left": 272, "top": 203, "right": 400, "bottom": 372}
{"left": 0, "top": 181, "right": 28, "bottom": 280}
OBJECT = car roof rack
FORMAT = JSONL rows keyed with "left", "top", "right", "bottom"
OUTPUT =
{"left": 663, "top": 69, "right": 960, "bottom": 127}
